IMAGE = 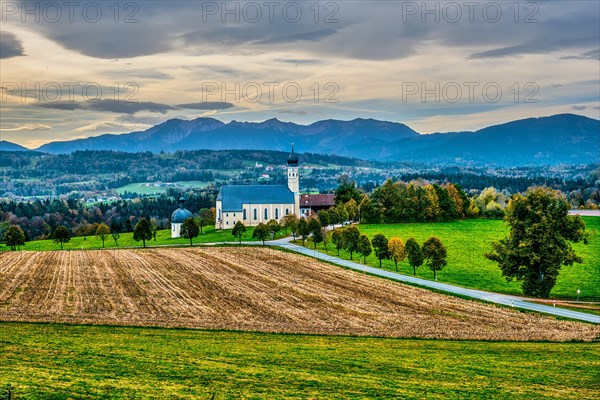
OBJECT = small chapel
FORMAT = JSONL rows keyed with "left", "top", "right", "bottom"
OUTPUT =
{"left": 215, "top": 146, "right": 301, "bottom": 229}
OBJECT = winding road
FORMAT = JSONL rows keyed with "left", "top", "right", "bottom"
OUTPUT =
{"left": 264, "top": 237, "right": 600, "bottom": 324}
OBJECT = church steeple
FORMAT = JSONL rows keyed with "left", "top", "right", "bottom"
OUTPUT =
{"left": 287, "top": 145, "right": 299, "bottom": 215}
{"left": 287, "top": 143, "right": 299, "bottom": 166}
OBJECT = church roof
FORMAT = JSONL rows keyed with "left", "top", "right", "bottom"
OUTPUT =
{"left": 218, "top": 185, "right": 295, "bottom": 211}
{"left": 300, "top": 194, "right": 336, "bottom": 207}
{"left": 171, "top": 207, "right": 193, "bottom": 223}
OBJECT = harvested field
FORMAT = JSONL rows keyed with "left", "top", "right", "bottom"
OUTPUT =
{"left": 0, "top": 247, "right": 597, "bottom": 341}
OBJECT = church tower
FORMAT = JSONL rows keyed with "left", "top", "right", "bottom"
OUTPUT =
{"left": 287, "top": 144, "right": 300, "bottom": 215}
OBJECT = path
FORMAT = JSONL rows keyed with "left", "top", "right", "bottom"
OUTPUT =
{"left": 265, "top": 236, "right": 599, "bottom": 324}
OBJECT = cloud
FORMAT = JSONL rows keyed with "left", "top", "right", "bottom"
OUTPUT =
{"left": 73, "top": 121, "right": 150, "bottom": 132}
{"left": 35, "top": 100, "right": 176, "bottom": 114}
{"left": 90, "top": 100, "right": 176, "bottom": 114}
{"left": 278, "top": 110, "right": 308, "bottom": 116}
{"left": 560, "top": 48, "right": 600, "bottom": 61}
{"left": 37, "top": 102, "right": 85, "bottom": 111}
{"left": 176, "top": 102, "right": 234, "bottom": 110}
{"left": 0, "top": 31, "right": 25, "bottom": 59}
{"left": 572, "top": 105, "right": 587, "bottom": 111}
{"left": 274, "top": 59, "right": 322, "bottom": 65}
{"left": 253, "top": 28, "right": 338, "bottom": 45}
{"left": 0, "top": 124, "right": 51, "bottom": 132}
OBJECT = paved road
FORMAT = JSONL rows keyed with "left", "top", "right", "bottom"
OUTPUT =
{"left": 266, "top": 238, "right": 599, "bottom": 324}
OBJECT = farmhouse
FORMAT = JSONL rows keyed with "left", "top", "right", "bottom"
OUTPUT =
{"left": 215, "top": 146, "right": 301, "bottom": 229}
{"left": 171, "top": 197, "right": 193, "bottom": 238}
{"left": 300, "top": 194, "right": 336, "bottom": 218}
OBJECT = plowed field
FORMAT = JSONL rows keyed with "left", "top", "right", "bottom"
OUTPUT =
{"left": 0, "top": 247, "right": 597, "bottom": 341}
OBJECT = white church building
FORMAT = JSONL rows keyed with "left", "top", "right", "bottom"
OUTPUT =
{"left": 170, "top": 197, "right": 193, "bottom": 238}
{"left": 215, "top": 146, "right": 301, "bottom": 229}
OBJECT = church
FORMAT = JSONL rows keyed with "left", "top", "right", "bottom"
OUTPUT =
{"left": 215, "top": 146, "right": 301, "bottom": 229}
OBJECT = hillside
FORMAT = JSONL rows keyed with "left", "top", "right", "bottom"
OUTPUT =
{"left": 0, "top": 247, "right": 596, "bottom": 341}
{"left": 0, "top": 140, "right": 30, "bottom": 152}
{"left": 27, "top": 114, "right": 600, "bottom": 166}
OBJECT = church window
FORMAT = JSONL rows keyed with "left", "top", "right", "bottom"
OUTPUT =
{"left": 243, "top": 209, "right": 247, "bottom": 220}
{"left": 264, "top": 208, "right": 268, "bottom": 220}
{"left": 275, "top": 208, "right": 279, "bottom": 219}
{"left": 286, "top": 208, "right": 289, "bottom": 215}
{"left": 253, "top": 209, "right": 257, "bottom": 220}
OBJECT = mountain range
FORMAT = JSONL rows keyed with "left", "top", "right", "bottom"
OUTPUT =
{"left": 3, "top": 114, "right": 599, "bottom": 166}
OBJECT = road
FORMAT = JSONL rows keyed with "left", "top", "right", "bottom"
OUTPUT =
{"left": 265, "top": 237, "right": 599, "bottom": 324}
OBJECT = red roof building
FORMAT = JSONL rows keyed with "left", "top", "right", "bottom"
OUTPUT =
{"left": 300, "top": 194, "right": 336, "bottom": 217}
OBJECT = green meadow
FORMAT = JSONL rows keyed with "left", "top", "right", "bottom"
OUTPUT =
{"left": 310, "top": 217, "right": 600, "bottom": 300}
{"left": 1, "top": 226, "right": 260, "bottom": 252}
{"left": 1, "top": 323, "right": 598, "bottom": 399}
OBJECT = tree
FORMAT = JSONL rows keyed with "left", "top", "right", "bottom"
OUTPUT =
{"left": 318, "top": 210, "right": 330, "bottom": 229}
{"left": 133, "top": 218, "right": 153, "bottom": 248}
{"left": 327, "top": 207, "right": 340, "bottom": 226}
{"left": 181, "top": 218, "right": 200, "bottom": 246}
{"left": 334, "top": 175, "right": 363, "bottom": 204}
{"left": 345, "top": 199, "right": 359, "bottom": 221}
{"left": 4, "top": 225, "right": 25, "bottom": 251}
{"left": 282, "top": 214, "right": 299, "bottom": 239}
{"left": 52, "top": 226, "right": 71, "bottom": 250}
{"left": 357, "top": 234, "right": 372, "bottom": 263}
{"left": 297, "top": 218, "right": 310, "bottom": 245}
{"left": 405, "top": 238, "right": 424, "bottom": 276}
{"left": 252, "top": 223, "right": 270, "bottom": 245}
{"left": 485, "top": 187, "right": 586, "bottom": 298}
{"left": 323, "top": 230, "right": 332, "bottom": 253}
{"left": 150, "top": 218, "right": 159, "bottom": 241}
{"left": 422, "top": 237, "right": 447, "bottom": 280}
{"left": 388, "top": 237, "right": 406, "bottom": 272}
{"left": 232, "top": 221, "right": 247, "bottom": 244}
{"left": 197, "top": 208, "right": 215, "bottom": 233}
{"left": 308, "top": 218, "right": 323, "bottom": 249}
{"left": 111, "top": 230, "right": 120, "bottom": 247}
{"left": 371, "top": 233, "right": 389, "bottom": 268}
{"left": 331, "top": 228, "right": 344, "bottom": 256}
{"left": 266, "top": 219, "right": 281, "bottom": 239}
{"left": 342, "top": 226, "right": 360, "bottom": 260}
{"left": 95, "top": 223, "right": 110, "bottom": 248}
{"left": 337, "top": 204, "right": 349, "bottom": 225}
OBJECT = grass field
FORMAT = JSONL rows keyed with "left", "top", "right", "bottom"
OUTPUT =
{"left": 2, "top": 247, "right": 596, "bottom": 341}
{"left": 1, "top": 323, "right": 599, "bottom": 399}
{"left": 114, "top": 181, "right": 211, "bottom": 195}
{"left": 1, "top": 226, "right": 260, "bottom": 251}
{"left": 308, "top": 217, "right": 600, "bottom": 301}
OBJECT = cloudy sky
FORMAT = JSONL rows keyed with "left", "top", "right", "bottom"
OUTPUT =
{"left": 1, "top": 0, "right": 598, "bottom": 148}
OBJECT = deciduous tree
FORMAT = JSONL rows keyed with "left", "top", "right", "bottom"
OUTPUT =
{"left": 232, "top": 221, "right": 247, "bottom": 244}
{"left": 405, "top": 238, "right": 424, "bottom": 276}
{"left": 422, "top": 237, "right": 447, "bottom": 280}
{"left": 95, "top": 223, "right": 110, "bottom": 248}
{"left": 4, "top": 225, "right": 25, "bottom": 251}
{"left": 181, "top": 218, "right": 200, "bottom": 246}
{"left": 485, "top": 187, "right": 586, "bottom": 298}
{"left": 371, "top": 233, "right": 389, "bottom": 267}
{"left": 342, "top": 226, "right": 360, "bottom": 260}
{"left": 387, "top": 237, "right": 406, "bottom": 272}
{"left": 133, "top": 218, "right": 152, "bottom": 248}
{"left": 252, "top": 223, "right": 269, "bottom": 245}
{"left": 357, "top": 234, "right": 372, "bottom": 263}
{"left": 52, "top": 226, "right": 71, "bottom": 250}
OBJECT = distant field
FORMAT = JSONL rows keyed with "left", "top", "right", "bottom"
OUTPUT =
{"left": 114, "top": 181, "right": 210, "bottom": 195}
{"left": 309, "top": 217, "right": 600, "bottom": 300}
{"left": 1, "top": 323, "right": 599, "bottom": 400}
{"left": 0, "top": 247, "right": 597, "bottom": 341}
{"left": 1, "top": 226, "right": 259, "bottom": 251}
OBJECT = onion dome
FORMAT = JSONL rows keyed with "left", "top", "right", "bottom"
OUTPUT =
{"left": 287, "top": 144, "right": 299, "bottom": 166}
{"left": 171, "top": 197, "right": 193, "bottom": 223}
